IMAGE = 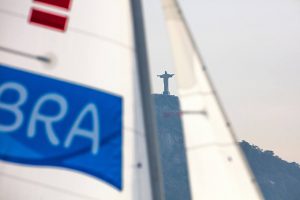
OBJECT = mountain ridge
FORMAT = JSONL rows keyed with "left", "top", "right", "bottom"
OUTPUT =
{"left": 153, "top": 94, "right": 300, "bottom": 200}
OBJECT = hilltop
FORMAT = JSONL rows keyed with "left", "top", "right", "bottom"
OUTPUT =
{"left": 241, "top": 141, "right": 300, "bottom": 200}
{"left": 153, "top": 94, "right": 191, "bottom": 200}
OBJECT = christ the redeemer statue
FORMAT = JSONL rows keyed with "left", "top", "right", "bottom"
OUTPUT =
{"left": 157, "top": 71, "right": 174, "bottom": 95}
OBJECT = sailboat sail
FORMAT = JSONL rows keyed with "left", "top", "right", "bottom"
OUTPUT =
{"left": 0, "top": 0, "right": 159, "bottom": 199}
{"left": 161, "top": 0, "right": 263, "bottom": 199}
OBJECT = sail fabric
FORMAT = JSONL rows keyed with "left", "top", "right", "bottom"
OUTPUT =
{"left": 161, "top": 0, "right": 263, "bottom": 199}
{"left": 0, "top": 0, "right": 152, "bottom": 199}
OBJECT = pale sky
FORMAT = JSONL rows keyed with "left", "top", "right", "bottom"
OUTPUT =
{"left": 143, "top": 0, "right": 300, "bottom": 163}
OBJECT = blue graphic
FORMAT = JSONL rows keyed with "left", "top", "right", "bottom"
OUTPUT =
{"left": 0, "top": 64, "right": 122, "bottom": 190}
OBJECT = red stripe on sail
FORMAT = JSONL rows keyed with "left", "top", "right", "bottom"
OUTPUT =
{"left": 33, "top": 0, "right": 71, "bottom": 10}
{"left": 29, "top": 8, "right": 68, "bottom": 32}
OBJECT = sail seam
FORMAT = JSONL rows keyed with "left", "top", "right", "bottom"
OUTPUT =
{"left": 186, "top": 142, "right": 240, "bottom": 151}
{"left": 0, "top": 8, "right": 133, "bottom": 51}
{"left": 0, "top": 172, "right": 102, "bottom": 200}
{"left": 0, "top": 8, "right": 26, "bottom": 19}
{"left": 179, "top": 91, "right": 214, "bottom": 97}
{"left": 124, "top": 127, "right": 145, "bottom": 137}
{"left": 69, "top": 27, "right": 134, "bottom": 51}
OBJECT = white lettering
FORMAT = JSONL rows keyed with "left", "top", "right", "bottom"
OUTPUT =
{"left": 64, "top": 104, "right": 100, "bottom": 155}
{"left": 28, "top": 94, "right": 67, "bottom": 145}
{"left": 0, "top": 82, "right": 27, "bottom": 132}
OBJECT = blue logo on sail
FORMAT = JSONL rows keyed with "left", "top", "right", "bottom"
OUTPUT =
{"left": 0, "top": 64, "right": 122, "bottom": 190}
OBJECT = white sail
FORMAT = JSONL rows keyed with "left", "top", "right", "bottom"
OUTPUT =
{"left": 0, "top": 0, "right": 158, "bottom": 199}
{"left": 161, "top": 0, "right": 264, "bottom": 199}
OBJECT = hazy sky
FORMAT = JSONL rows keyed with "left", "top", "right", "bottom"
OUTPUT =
{"left": 142, "top": 0, "right": 300, "bottom": 162}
